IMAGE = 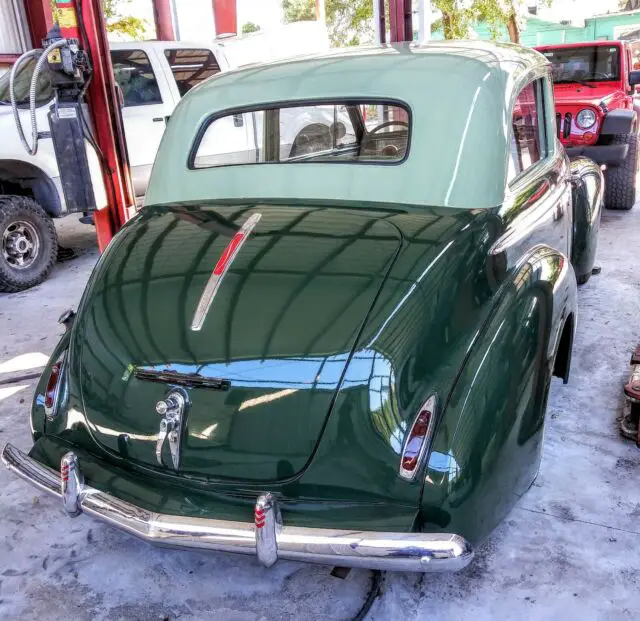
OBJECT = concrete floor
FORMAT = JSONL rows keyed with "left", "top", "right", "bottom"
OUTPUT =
{"left": 1, "top": 208, "right": 640, "bottom": 620}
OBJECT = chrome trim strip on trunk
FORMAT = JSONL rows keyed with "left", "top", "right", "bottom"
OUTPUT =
{"left": 2, "top": 443, "right": 474, "bottom": 573}
{"left": 190, "top": 212, "right": 262, "bottom": 332}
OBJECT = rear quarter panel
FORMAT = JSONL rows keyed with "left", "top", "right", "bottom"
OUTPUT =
{"left": 418, "top": 150, "right": 578, "bottom": 545}
{"left": 420, "top": 246, "right": 576, "bottom": 544}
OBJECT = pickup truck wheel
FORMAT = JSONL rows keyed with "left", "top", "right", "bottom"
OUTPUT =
{"left": 604, "top": 133, "right": 639, "bottom": 210}
{"left": 0, "top": 196, "right": 58, "bottom": 293}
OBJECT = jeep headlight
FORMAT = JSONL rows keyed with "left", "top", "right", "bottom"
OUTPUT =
{"left": 576, "top": 109, "right": 597, "bottom": 129}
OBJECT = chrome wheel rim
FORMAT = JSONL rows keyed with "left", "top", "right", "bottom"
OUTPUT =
{"left": 2, "top": 219, "right": 40, "bottom": 270}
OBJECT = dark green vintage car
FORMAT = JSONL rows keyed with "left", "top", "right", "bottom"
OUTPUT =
{"left": 3, "top": 41, "right": 603, "bottom": 573}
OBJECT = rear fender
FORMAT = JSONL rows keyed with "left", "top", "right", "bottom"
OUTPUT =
{"left": 419, "top": 246, "right": 577, "bottom": 544}
{"left": 30, "top": 330, "right": 71, "bottom": 440}
{"left": 570, "top": 157, "right": 604, "bottom": 282}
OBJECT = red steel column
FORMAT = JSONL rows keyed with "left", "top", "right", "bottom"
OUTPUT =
{"left": 24, "top": 0, "right": 54, "bottom": 46}
{"left": 377, "top": 0, "right": 386, "bottom": 44}
{"left": 389, "top": 0, "right": 413, "bottom": 43}
{"left": 212, "top": 0, "right": 237, "bottom": 36}
{"left": 153, "top": 0, "right": 175, "bottom": 41}
{"left": 78, "top": 0, "right": 136, "bottom": 250}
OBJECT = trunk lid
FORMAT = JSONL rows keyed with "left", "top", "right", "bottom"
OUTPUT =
{"left": 73, "top": 203, "right": 401, "bottom": 481}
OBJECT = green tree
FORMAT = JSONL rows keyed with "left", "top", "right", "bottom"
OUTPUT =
{"left": 434, "top": 0, "right": 552, "bottom": 43}
{"left": 431, "top": 0, "right": 475, "bottom": 39}
{"left": 283, "top": 0, "right": 374, "bottom": 46}
{"left": 474, "top": 0, "right": 522, "bottom": 43}
{"left": 282, "top": 0, "right": 552, "bottom": 46}
{"left": 326, "top": 0, "right": 375, "bottom": 46}
{"left": 282, "top": 0, "right": 316, "bottom": 22}
{"left": 242, "top": 21, "right": 261, "bottom": 34}
{"left": 103, "top": 0, "right": 147, "bottom": 39}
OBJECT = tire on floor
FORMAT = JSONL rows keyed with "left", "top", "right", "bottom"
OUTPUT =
{"left": 0, "top": 195, "right": 58, "bottom": 293}
{"left": 604, "top": 133, "right": 639, "bottom": 210}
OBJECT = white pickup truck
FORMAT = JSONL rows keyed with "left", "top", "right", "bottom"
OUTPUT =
{"left": 0, "top": 24, "right": 330, "bottom": 291}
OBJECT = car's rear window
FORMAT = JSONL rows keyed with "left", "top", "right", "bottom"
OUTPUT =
{"left": 191, "top": 101, "right": 410, "bottom": 169}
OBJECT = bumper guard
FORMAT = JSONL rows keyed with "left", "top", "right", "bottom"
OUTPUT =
{"left": 565, "top": 143, "right": 629, "bottom": 166}
{"left": 2, "top": 443, "right": 473, "bottom": 573}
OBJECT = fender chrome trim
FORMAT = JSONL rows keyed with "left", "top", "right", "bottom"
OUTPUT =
{"left": 2, "top": 443, "right": 473, "bottom": 573}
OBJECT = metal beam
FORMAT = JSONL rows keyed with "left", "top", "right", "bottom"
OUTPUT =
{"left": 78, "top": 0, "right": 137, "bottom": 250}
{"left": 153, "top": 0, "right": 176, "bottom": 41}
{"left": 375, "top": 0, "right": 386, "bottom": 44}
{"left": 389, "top": 0, "right": 413, "bottom": 43}
{"left": 23, "top": 0, "right": 53, "bottom": 48}
{"left": 417, "top": 0, "right": 432, "bottom": 43}
{"left": 212, "top": 0, "right": 237, "bottom": 36}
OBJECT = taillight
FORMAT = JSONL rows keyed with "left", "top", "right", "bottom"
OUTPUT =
{"left": 399, "top": 395, "right": 437, "bottom": 481}
{"left": 44, "top": 353, "right": 66, "bottom": 419}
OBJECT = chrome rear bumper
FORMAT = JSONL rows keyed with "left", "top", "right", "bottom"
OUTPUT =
{"left": 2, "top": 443, "right": 473, "bottom": 573}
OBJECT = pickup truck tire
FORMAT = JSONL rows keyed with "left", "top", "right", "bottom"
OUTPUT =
{"left": 0, "top": 196, "right": 58, "bottom": 293}
{"left": 604, "top": 133, "right": 639, "bottom": 210}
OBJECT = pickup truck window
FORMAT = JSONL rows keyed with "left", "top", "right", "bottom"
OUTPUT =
{"left": 111, "top": 50, "right": 163, "bottom": 107}
{"left": 509, "top": 80, "right": 546, "bottom": 180}
{"left": 164, "top": 49, "right": 221, "bottom": 97}
{"left": 0, "top": 56, "right": 52, "bottom": 107}
{"left": 192, "top": 102, "right": 410, "bottom": 169}
{"left": 543, "top": 46, "right": 620, "bottom": 83}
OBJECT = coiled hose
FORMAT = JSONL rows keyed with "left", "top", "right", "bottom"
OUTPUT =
{"left": 9, "top": 39, "right": 69, "bottom": 156}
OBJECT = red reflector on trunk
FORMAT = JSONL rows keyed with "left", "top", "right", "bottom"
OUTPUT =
{"left": 213, "top": 233, "right": 245, "bottom": 276}
{"left": 399, "top": 395, "right": 437, "bottom": 481}
{"left": 190, "top": 213, "right": 262, "bottom": 331}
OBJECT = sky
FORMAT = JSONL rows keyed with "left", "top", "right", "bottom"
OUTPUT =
{"left": 533, "top": 0, "right": 622, "bottom": 23}
{"left": 125, "top": 0, "right": 283, "bottom": 41}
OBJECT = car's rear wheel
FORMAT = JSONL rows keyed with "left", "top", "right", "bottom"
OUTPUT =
{"left": 0, "top": 195, "right": 58, "bottom": 293}
{"left": 604, "top": 133, "right": 639, "bottom": 210}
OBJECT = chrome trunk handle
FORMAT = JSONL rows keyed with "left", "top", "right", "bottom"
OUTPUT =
{"left": 154, "top": 389, "right": 187, "bottom": 470}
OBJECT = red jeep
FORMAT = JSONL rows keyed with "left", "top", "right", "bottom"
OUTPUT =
{"left": 536, "top": 41, "right": 640, "bottom": 210}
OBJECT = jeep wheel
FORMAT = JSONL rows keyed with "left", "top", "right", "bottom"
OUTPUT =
{"left": 604, "top": 133, "right": 639, "bottom": 210}
{"left": 576, "top": 272, "right": 591, "bottom": 286}
{"left": 0, "top": 196, "right": 58, "bottom": 293}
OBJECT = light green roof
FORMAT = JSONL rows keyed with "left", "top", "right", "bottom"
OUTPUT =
{"left": 147, "top": 41, "right": 548, "bottom": 209}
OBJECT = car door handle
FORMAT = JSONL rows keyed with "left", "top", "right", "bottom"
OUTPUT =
{"left": 152, "top": 117, "right": 164, "bottom": 123}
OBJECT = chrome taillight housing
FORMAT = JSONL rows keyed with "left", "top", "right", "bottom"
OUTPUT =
{"left": 44, "top": 353, "right": 67, "bottom": 420}
{"left": 399, "top": 395, "right": 437, "bottom": 481}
